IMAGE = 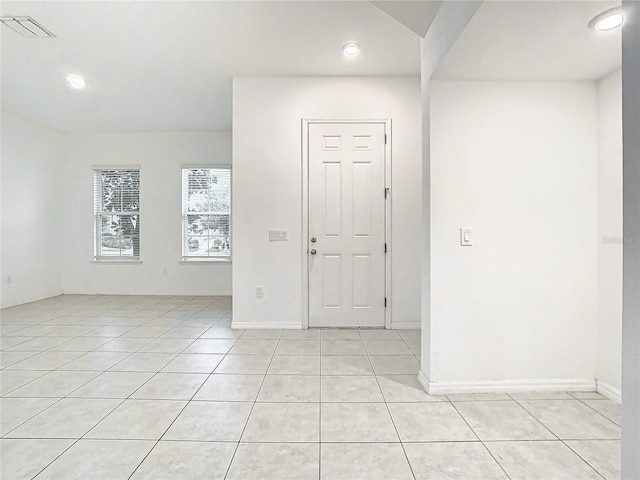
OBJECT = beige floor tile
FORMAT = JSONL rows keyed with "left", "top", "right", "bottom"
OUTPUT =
{"left": 453, "top": 400, "right": 555, "bottom": 441}
{"left": 320, "top": 356, "right": 375, "bottom": 375}
{"left": 566, "top": 440, "right": 621, "bottom": 480}
{"left": 321, "top": 403, "right": 398, "bottom": 442}
{"left": 518, "top": 399, "right": 621, "bottom": 439}
{"left": 363, "top": 339, "right": 413, "bottom": 355}
{"left": 131, "top": 372, "right": 208, "bottom": 400}
{"left": 582, "top": 399, "right": 622, "bottom": 426}
{"left": 0, "top": 439, "right": 74, "bottom": 480}
{"left": 242, "top": 403, "right": 320, "bottom": 442}
{"left": 69, "top": 371, "right": 154, "bottom": 398}
{"left": 486, "top": 441, "right": 602, "bottom": 479}
{"left": 268, "top": 355, "right": 321, "bottom": 375}
{"left": 194, "top": 374, "right": 264, "bottom": 401}
{"left": 161, "top": 353, "right": 224, "bottom": 373}
{"left": 388, "top": 402, "right": 477, "bottom": 442}
{"left": 5, "top": 370, "right": 100, "bottom": 397}
{"left": 0, "top": 397, "right": 59, "bottom": 435}
{"left": 369, "top": 355, "right": 420, "bottom": 374}
{"left": 275, "top": 339, "right": 321, "bottom": 355}
{"left": 0, "top": 370, "right": 46, "bottom": 395}
{"left": 321, "top": 375, "right": 384, "bottom": 402}
{"left": 132, "top": 441, "right": 236, "bottom": 480}
{"left": 230, "top": 339, "right": 278, "bottom": 355}
{"left": 321, "top": 340, "right": 366, "bottom": 355}
{"left": 109, "top": 352, "right": 177, "bottom": 372}
{"left": 320, "top": 329, "right": 361, "bottom": 340}
{"left": 183, "top": 338, "right": 236, "bottom": 354}
{"left": 258, "top": 375, "right": 320, "bottom": 402}
{"left": 36, "top": 439, "right": 155, "bottom": 480}
{"left": 320, "top": 443, "right": 413, "bottom": 480}
{"left": 227, "top": 443, "right": 319, "bottom": 480}
{"left": 138, "top": 338, "right": 194, "bottom": 353}
{"left": 94, "top": 337, "right": 154, "bottom": 352}
{"left": 164, "top": 401, "right": 252, "bottom": 441}
{"left": 86, "top": 399, "right": 186, "bottom": 440}
{"left": 404, "top": 442, "right": 508, "bottom": 480}
{"left": 240, "top": 329, "right": 282, "bottom": 339}
{"left": 58, "top": 351, "right": 131, "bottom": 371}
{"left": 214, "top": 354, "right": 272, "bottom": 374}
{"left": 6, "top": 398, "right": 121, "bottom": 438}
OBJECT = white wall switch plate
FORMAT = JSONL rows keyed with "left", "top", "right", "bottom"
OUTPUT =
{"left": 269, "top": 229, "right": 288, "bottom": 241}
{"left": 256, "top": 286, "right": 264, "bottom": 298}
{"left": 460, "top": 227, "right": 472, "bottom": 246}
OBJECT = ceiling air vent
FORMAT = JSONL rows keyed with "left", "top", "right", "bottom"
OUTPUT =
{"left": 0, "top": 16, "right": 55, "bottom": 38}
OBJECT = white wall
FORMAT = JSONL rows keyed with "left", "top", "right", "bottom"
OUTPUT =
{"left": 62, "top": 131, "right": 232, "bottom": 296}
{"left": 427, "top": 80, "right": 599, "bottom": 391}
{"left": 1, "top": 111, "right": 64, "bottom": 308}
{"left": 232, "top": 77, "right": 421, "bottom": 328}
{"left": 596, "top": 68, "right": 623, "bottom": 399}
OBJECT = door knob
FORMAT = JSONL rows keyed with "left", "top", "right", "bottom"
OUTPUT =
{"left": 310, "top": 237, "right": 317, "bottom": 243}
{"left": 310, "top": 249, "right": 317, "bottom": 255}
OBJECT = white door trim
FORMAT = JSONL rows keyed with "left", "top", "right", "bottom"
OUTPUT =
{"left": 301, "top": 119, "right": 392, "bottom": 329}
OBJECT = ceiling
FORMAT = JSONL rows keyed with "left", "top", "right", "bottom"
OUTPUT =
{"left": 0, "top": 1, "right": 623, "bottom": 133}
{"left": 0, "top": 1, "right": 420, "bottom": 132}
{"left": 434, "top": 0, "right": 622, "bottom": 81}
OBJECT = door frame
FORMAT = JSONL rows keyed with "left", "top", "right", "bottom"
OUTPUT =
{"left": 301, "top": 119, "right": 392, "bottom": 329}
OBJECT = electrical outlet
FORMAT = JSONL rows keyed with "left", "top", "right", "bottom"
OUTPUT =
{"left": 256, "top": 286, "right": 264, "bottom": 299}
{"left": 6, "top": 275, "right": 12, "bottom": 284}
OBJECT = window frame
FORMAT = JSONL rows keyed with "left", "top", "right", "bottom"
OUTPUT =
{"left": 181, "top": 165, "right": 232, "bottom": 263}
{"left": 93, "top": 166, "right": 141, "bottom": 263}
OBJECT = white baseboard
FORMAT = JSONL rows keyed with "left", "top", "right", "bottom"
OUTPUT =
{"left": 418, "top": 370, "right": 430, "bottom": 393}
{"left": 596, "top": 380, "right": 622, "bottom": 404}
{"left": 423, "top": 378, "right": 596, "bottom": 395}
{"left": 391, "top": 321, "right": 421, "bottom": 330}
{"left": 231, "top": 321, "right": 302, "bottom": 330}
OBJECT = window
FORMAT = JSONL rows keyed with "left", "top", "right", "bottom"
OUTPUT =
{"left": 93, "top": 168, "right": 140, "bottom": 260}
{"left": 182, "top": 167, "right": 231, "bottom": 260}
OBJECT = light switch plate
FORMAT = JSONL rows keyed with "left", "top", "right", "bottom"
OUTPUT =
{"left": 460, "top": 227, "right": 472, "bottom": 246}
{"left": 269, "top": 229, "right": 288, "bottom": 241}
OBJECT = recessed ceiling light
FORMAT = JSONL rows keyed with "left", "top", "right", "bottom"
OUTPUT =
{"left": 66, "top": 73, "right": 86, "bottom": 90}
{"left": 342, "top": 43, "right": 360, "bottom": 57}
{"left": 589, "top": 7, "right": 624, "bottom": 31}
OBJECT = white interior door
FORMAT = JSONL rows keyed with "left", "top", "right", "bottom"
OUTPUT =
{"left": 308, "top": 122, "right": 386, "bottom": 328}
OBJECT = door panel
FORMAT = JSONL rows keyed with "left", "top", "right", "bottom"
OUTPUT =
{"left": 308, "top": 122, "right": 386, "bottom": 328}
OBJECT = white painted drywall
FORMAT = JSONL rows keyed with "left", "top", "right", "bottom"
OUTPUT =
{"left": 621, "top": 1, "right": 640, "bottom": 476}
{"left": 1, "top": 111, "right": 64, "bottom": 308}
{"left": 62, "top": 131, "right": 232, "bottom": 296}
{"left": 232, "top": 77, "right": 421, "bottom": 328}
{"left": 596, "top": 68, "right": 623, "bottom": 398}
{"left": 427, "top": 80, "right": 599, "bottom": 389}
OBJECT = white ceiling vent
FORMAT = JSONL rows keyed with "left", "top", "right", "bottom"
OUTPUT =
{"left": 0, "top": 16, "right": 55, "bottom": 38}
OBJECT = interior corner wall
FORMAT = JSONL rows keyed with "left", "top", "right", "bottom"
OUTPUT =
{"left": 232, "top": 76, "right": 421, "bottom": 328}
{"left": 596, "top": 68, "right": 623, "bottom": 399}
{"left": 62, "top": 131, "right": 232, "bottom": 296}
{"left": 428, "top": 80, "right": 599, "bottom": 392}
{"left": 1, "top": 111, "right": 64, "bottom": 308}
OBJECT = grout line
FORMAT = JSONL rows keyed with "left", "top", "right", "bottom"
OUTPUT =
{"left": 512, "top": 398, "right": 608, "bottom": 480}
{"left": 359, "top": 330, "right": 416, "bottom": 480}
{"left": 222, "top": 329, "right": 282, "bottom": 480}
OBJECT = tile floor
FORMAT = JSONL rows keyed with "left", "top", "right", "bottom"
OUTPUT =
{"left": 0, "top": 295, "right": 622, "bottom": 479}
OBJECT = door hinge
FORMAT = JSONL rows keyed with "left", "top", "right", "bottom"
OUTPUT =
{"left": 384, "top": 134, "right": 387, "bottom": 145}
{"left": 384, "top": 187, "right": 390, "bottom": 199}
{"left": 384, "top": 243, "right": 387, "bottom": 254}
{"left": 385, "top": 297, "right": 387, "bottom": 308}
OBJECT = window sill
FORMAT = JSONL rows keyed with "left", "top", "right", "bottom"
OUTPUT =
{"left": 180, "top": 258, "right": 231, "bottom": 265}
{"left": 92, "top": 259, "right": 142, "bottom": 264}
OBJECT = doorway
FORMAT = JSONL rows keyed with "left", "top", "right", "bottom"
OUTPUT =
{"left": 303, "top": 120, "right": 390, "bottom": 328}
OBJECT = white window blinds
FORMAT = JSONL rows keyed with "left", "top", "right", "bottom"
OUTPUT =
{"left": 93, "top": 168, "right": 140, "bottom": 260}
{"left": 182, "top": 167, "right": 231, "bottom": 259}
